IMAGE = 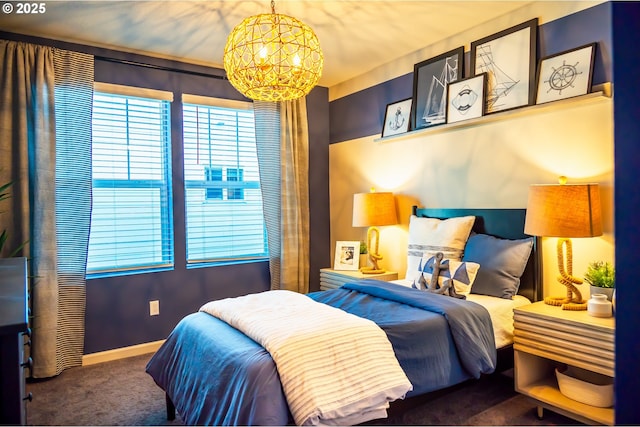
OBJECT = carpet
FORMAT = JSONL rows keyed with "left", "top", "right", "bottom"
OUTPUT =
{"left": 26, "top": 353, "right": 581, "bottom": 426}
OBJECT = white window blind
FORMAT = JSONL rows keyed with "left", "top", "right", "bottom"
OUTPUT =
{"left": 182, "top": 95, "right": 268, "bottom": 263}
{"left": 87, "top": 86, "right": 173, "bottom": 274}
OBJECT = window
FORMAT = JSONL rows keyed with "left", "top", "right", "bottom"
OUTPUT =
{"left": 182, "top": 95, "right": 267, "bottom": 264}
{"left": 87, "top": 84, "right": 174, "bottom": 274}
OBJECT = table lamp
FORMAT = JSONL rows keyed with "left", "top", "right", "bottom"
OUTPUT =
{"left": 524, "top": 180, "right": 602, "bottom": 310}
{"left": 352, "top": 190, "right": 398, "bottom": 274}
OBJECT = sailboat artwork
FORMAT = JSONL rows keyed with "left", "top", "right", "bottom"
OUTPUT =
{"left": 474, "top": 44, "right": 519, "bottom": 112}
{"left": 421, "top": 55, "right": 459, "bottom": 126}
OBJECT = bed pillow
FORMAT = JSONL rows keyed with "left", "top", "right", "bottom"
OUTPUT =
{"left": 413, "top": 254, "right": 480, "bottom": 296}
{"left": 405, "top": 215, "right": 475, "bottom": 282}
{"left": 463, "top": 233, "right": 534, "bottom": 299}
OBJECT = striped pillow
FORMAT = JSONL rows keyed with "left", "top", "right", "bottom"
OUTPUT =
{"left": 405, "top": 215, "right": 475, "bottom": 283}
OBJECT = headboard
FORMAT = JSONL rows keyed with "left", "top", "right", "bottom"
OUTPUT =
{"left": 412, "top": 206, "right": 542, "bottom": 302}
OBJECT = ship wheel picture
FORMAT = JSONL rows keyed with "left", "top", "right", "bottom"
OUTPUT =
{"left": 536, "top": 43, "right": 596, "bottom": 105}
{"left": 545, "top": 61, "right": 581, "bottom": 94}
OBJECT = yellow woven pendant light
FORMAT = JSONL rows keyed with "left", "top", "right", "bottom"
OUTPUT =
{"left": 223, "top": 0, "right": 323, "bottom": 102}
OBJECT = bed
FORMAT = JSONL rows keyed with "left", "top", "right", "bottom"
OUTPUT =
{"left": 145, "top": 207, "right": 540, "bottom": 425}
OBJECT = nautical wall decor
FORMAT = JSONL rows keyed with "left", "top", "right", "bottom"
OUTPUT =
{"left": 535, "top": 43, "right": 597, "bottom": 105}
{"left": 470, "top": 19, "right": 538, "bottom": 114}
{"left": 446, "top": 73, "right": 487, "bottom": 124}
{"left": 411, "top": 47, "right": 464, "bottom": 130}
{"left": 381, "top": 98, "right": 412, "bottom": 138}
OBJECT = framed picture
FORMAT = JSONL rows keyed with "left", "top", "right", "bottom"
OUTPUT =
{"left": 470, "top": 18, "right": 538, "bottom": 114}
{"left": 446, "top": 73, "right": 487, "bottom": 124}
{"left": 535, "top": 43, "right": 596, "bottom": 105}
{"left": 381, "top": 98, "right": 412, "bottom": 137}
{"left": 333, "top": 241, "right": 360, "bottom": 271}
{"left": 411, "top": 46, "right": 464, "bottom": 130}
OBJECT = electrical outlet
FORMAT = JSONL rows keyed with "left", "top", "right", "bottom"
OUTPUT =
{"left": 149, "top": 300, "right": 160, "bottom": 316}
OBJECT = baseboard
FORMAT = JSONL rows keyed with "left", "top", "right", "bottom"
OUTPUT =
{"left": 82, "top": 340, "right": 165, "bottom": 366}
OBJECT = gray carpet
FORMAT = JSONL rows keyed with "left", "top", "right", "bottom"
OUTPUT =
{"left": 26, "top": 353, "right": 581, "bottom": 426}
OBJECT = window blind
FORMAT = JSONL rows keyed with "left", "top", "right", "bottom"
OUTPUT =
{"left": 182, "top": 96, "right": 267, "bottom": 263}
{"left": 87, "top": 86, "right": 173, "bottom": 274}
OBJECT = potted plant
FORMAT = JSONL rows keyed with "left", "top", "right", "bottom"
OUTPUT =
{"left": 359, "top": 241, "right": 368, "bottom": 268}
{"left": 583, "top": 261, "right": 615, "bottom": 301}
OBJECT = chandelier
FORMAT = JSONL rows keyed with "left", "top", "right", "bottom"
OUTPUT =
{"left": 223, "top": 0, "right": 324, "bottom": 102}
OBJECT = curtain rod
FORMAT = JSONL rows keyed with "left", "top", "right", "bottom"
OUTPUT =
{"left": 95, "top": 55, "right": 227, "bottom": 81}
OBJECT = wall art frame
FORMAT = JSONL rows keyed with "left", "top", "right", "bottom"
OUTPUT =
{"left": 470, "top": 18, "right": 538, "bottom": 114}
{"left": 446, "top": 73, "right": 487, "bottom": 124}
{"left": 333, "top": 240, "right": 360, "bottom": 270}
{"left": 535, "top": 43, "right": 597, "bottom": 105}
{"left": 381, "top": 98, "right": 412, "bottom": 137}
{"left": 411, "top": 46, "right": 464, "bottom": 130}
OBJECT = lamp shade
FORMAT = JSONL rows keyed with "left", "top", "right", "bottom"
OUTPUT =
{"left": 524, "top": 183, "right": 602, "bottom": 238}
{"left": 352, "top": 192, "right": 398, "bottom": 227}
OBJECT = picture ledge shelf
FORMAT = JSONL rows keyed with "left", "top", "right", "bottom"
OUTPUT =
{"left": 375, "top": 82, "right": 612, "bottom": 143}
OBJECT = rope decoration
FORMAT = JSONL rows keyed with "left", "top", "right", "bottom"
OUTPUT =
{"left": 544, "top": 238, "right": 587, "bottom": 310}
{"left": 360, "top": 226, "right": 385, "bottom": 274}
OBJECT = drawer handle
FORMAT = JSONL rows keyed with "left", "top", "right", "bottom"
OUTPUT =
{"left": 23, "top": 392, "right": 33, "bottom": 402}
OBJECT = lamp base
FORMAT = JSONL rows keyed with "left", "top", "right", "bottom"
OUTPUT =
{"left": 360, "top": 267, "right": 386, "bottom": 274}
{"left": 545, "top": 238, "right": 588, "bottom": 311}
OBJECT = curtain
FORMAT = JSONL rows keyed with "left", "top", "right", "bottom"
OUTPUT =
{"left": 255, "top": 98, "right": 310, "bottom": 293}
{"left": 0, "top": 40, "right": 93, "bottom": 378}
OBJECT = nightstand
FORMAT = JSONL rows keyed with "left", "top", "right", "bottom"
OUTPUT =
{"left": 513, "top": 301, "right": 615, "bottom": 425}
{"left": 319, "top": 268, "right": 398, "bottom": 291}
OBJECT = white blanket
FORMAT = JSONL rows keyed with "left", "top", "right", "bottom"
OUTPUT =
{"left": 200, "top": 290, "right": 412, "bottom": 426}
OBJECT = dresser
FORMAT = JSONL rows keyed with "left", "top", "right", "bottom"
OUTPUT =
{"left": 319, "top": 268, "right": 398, "bottom": 291}
{"left": 513, "top": 301, "right": 614, "bottom": 425}
{"left": 0, "top": 257, "right": 31, "bottom": 425}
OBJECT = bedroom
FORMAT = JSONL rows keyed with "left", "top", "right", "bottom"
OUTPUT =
{"left": 0, "top": 0, "right": 638, "bottom": 424}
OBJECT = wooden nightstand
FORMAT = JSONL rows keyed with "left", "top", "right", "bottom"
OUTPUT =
{"left": 319, "top": 268, "right": 398, "bottom": 291}
{"left": 513, "top": 301, "right": 615, "bottom": 425}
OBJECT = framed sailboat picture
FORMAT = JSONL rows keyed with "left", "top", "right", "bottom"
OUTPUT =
{"left": 470, "top": 18, "right": 538, "bottom": 114}
{"left": 411, "top": 47, "right": 464, "bottom": 130}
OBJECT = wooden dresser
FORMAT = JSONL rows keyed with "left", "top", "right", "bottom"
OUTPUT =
{"left": 0, "top": 257, "right": 31, "bottom": 425}
{"left": 513, "top": 301, "right": 614, "bottom": 425}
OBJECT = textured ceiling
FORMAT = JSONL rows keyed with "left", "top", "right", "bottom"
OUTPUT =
{"left": 0, "top": 1, "right": 533, "bottom": 87}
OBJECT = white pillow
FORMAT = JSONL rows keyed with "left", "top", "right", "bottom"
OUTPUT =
{"left": 405, "top": 215, "right": 475, "bottom": 282}
{"left": 413, "top": 254, "right": 480, "bottom": 296}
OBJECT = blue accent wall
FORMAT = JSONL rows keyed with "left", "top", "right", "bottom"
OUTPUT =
{"left": 330, "top": 2, "right": 613, "bottom": 144}
{"left": 612, "top": 2, "right": 640, "bottom": 423}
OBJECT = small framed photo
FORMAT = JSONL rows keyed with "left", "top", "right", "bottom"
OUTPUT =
{"left": 470, "top": 18, "right": 538, "bottom": 114}
{"left": 446, "top": 73, "right": 487, "bottom": 124}
{"left": 381, "top": 98, "right": 412, "bottom": 137}
{"left": 411, "top": 47, "right": 464, "bottom": 130}
{"left": 333, "top": 241, "right": 360, "bottom": 270}
{"left": 535, "top": 43, "right": 596, "bottom": 105}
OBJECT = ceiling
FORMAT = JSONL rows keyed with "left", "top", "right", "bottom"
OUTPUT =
{"left": 0, "top": 1, "right": 533, "bottom": 87}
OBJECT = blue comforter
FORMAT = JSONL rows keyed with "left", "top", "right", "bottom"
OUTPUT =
{"left": 146, "top": 280, "right": 496, "bottom": 425}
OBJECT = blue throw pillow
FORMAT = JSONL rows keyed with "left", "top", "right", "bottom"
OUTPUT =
{"left": 463, "top": 233, "right": 533, "bottom": 299}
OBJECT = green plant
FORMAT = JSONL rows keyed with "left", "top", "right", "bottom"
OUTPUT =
{"left": 359, "top": 241, "right": 368, "bottom": 254}
{"left": 583, "top": 261, "right": 615, "bottom": 288}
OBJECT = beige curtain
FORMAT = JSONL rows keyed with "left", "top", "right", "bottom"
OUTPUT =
{"left": 255, "top": 98, "right": 310, "bottom": 293}
{"left": 0, "top": 40, "right": 93, "bottom": 378}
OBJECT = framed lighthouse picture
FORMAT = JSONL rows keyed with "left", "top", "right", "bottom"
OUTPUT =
{"left": 470, "top": 18, "right": 538, "bottom": 114}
